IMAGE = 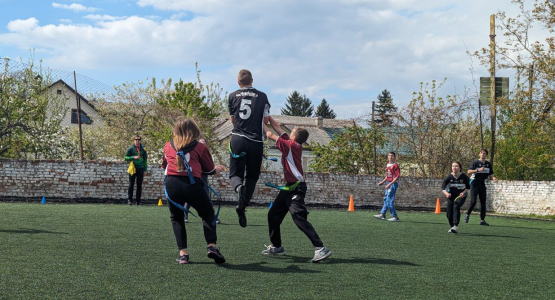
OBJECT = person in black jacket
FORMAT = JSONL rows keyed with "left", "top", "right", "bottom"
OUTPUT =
{"left": 124, "top": 135, "right": 148, "bottom": 205}
{"left": 465, "top": 149, "right": 498, "bottom": 226}
{"left": 441, "top": 161, "right": 470, "bottom": 234}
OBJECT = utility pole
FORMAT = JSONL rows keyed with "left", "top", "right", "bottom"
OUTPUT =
{"left": 74, "top": 71, "right": 84, "bottom": 160}
{"left": 372, "top": 101, "right": 377, "bottom": 175}
{"left": 489, "top": 14, "right": 496, "bottom": 165}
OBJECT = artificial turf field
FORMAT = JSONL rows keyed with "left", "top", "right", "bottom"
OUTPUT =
{"left": 1, "top": 202, "right": 554, "bottom": 300}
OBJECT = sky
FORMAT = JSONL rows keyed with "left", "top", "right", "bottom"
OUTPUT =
{"left": 0, "top": 0, "right": 538, "bottom": 118}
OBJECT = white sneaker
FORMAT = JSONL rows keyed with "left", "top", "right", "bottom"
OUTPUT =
{"left": 387, "top": 217, "right": 400, "bottom": 222}
{"left": 312, "top": 246, "right": 332, "bottom": 262}
{"left": 374, "top": 214, "right": 386, "bottom": 220}
{"left": 261, "top": 245, "right": 285, "bottom": 255}
{"left": 448, "top": 226, "right": 458, "bottom": 234}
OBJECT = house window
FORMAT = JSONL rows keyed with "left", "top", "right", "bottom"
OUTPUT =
{"left": 71, "top": 109, "right": 93, "bottom": 125}
{"left": 57, "top": 89, "right": 62, "bottom": 95}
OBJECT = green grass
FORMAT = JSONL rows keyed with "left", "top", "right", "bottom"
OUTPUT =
{"left": 1, "top": 203, "right": 554, "bottom": 300}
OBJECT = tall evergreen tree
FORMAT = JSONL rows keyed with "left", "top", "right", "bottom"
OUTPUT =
{"left": 281, "top": 91, "right": 313, "bottom": 117}
{"left": 315, "top": 98, "right": 337, "bottom": 119}
{"left": 374, "top": 89, "right": 397, "bottom": 126}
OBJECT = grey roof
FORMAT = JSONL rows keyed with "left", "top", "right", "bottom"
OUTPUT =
{"left": 214, "top": 115, "right": 351, "bottom": 147}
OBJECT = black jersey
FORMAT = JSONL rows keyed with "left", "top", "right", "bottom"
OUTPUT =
{"left": 228, "top": 87, "right": 270, "bottom": 142}
{"left": 442, "top": 173, "right": 470, "bottom": 195}
{"left": 468, "top": 160, "right": 494, "bottom": 184}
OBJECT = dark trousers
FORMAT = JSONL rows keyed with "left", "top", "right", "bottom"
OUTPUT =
{"left": 447, "top": 195, "right": 467, "bottom": 226}
{"left": 184, "top": 174, "right": 214, "bottom": 219}
{"left": 466, "top": 183, "right": 487, "bottom": 220}
{"left": 268, "top": 183, "right": 323, "bottom": 248}
{"left": 165, "top": 176, "right": 217, "bottom": 250}
{"left": 229, "top": 135, "right": 264, "bottom": 207}
{"left": 128, "top": 168, "right": 145, "bottom": 203}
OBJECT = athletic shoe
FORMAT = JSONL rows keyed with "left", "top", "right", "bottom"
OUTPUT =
{"left": 176, "top": 254, "right": 189, "bottom": 264}
{"left": 236, "top": 206, "right": 247, "bottom": 227}
{"left": 480, "top": 220, "right": 489, "bottom": 226}
{"left": 449, "top": 226, "right": 458, "bottom": 234}
{"left": 261, "top": 245, "right": 286, "bottom": 255}
{"left": 184, "top": 217, "right": 188, "bottom": 223}
{"left": 448, "top": 228, "right": 453, "bottom": 233}
{"left": 207, "top": 246, "right": 226, "bottom": 264}
{"left": 387, "top": 217, "right": 400, "bottom": 222}
{"left": 312, "top": 246, "right": 332, "bottom": 262}
{"left": 127, "top": 200, "right": 133, "bottom": 205}
{"left": 464, "top": 214, "right": 469, "bottom": 223}
{"left": 215, "top": 219, "right": 221, "bottom": 224}
{"left": 374, "top": 214, "right": 386, "bottom": 220}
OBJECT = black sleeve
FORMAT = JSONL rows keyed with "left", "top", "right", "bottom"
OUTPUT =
{"left": 441, "top": 176, "right": 450, "bottom": 190}
{"left": 469, "top": 160, "right": 477, "bottom": 171}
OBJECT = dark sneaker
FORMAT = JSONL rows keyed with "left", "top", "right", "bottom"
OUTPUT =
{"left": 237, "top": 184, "right": 247, "bottom": 210}
{"left": 464, "top": 214, "right": 469, "bottom": 223}
{"left": 207, "top": 246, "right": 226, "bottom": 264}
{"left": 480, "top": 220, "right": 489, "bottom": 226}
{"left": 176, "top": 254, "right": 189, "bottom": 264}
{"left": 127, "top": 200, "right": 133, "bottom": 205}
{"left": 448, "top": 226, "right": 458, "bottom": 234}
{"left": 236, "top": 206, "right": 247, "bottom": 227}
{"left": 261, "top": 245, "right": 286, "bottom": 255}
{"left": 312, "top": 246, "right": 332, "bottom": 262}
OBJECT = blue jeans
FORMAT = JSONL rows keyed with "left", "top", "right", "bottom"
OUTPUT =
{"left": 380, "top": 181, "right": 398, "bottom": 217}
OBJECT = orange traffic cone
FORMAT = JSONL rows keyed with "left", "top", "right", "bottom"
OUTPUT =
{"left": 348, "top": 195, "right": 355, "bottom": 212}
{"left": 158, "top": 199, "right": 163, "bottom": 206}
{"left": 435, "top": 198, "right": 441, "bottom": 214}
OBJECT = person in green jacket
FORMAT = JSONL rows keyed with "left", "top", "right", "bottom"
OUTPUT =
{"left": 124, "top": 135, "right": 148, "bottom": 205}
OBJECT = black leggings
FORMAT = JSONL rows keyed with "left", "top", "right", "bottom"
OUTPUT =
{"left": 165, "top": 176, "right": 217, "bottom": 250}
{"left": 447, "top": 195, "right": 467, "bottom": 226}
{"left": 268, "top": 183, "right": 323, "bottom": 248}
{"left": 466, "top": 183, "right": 487, "bottom": 220}
{"left": 229, "top": 135, "right": 264, "bottom": 207}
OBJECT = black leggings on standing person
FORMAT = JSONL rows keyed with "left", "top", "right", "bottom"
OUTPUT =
{"left": 128, "top": 168, "right": 144, "bottom": 204}
{"left": 165, "top": 176, "right": 217, "bottom": 249}
{"left": 447, "top": 195, "right": 467, "bottom": 227}
{"left": 268, "top": 183, "right": 323, "bottom": 248}
{"left": 229, "top": 135, "right": 264, "bottom": 206}
{"left": 466, "top": 182, "right": 487, "bottom": 220}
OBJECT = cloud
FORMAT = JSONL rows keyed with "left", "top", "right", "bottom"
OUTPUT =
{"left": 52, "top": 2, "right": 99, "bottom": 13}
{"left": 84, "top": 14, "right": 125, "bottom": 21}
{"left": 0, "top": 0, "right": 543, "bottom": 118}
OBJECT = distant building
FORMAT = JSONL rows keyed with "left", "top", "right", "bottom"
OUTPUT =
{"left": 48, "top": 80, "right": 104, "bottom": 127}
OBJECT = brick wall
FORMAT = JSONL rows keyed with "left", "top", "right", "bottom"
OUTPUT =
{"left": 1, "top": 159, "right": 553, "bottom": 216}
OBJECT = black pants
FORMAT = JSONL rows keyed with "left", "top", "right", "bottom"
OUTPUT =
{"left": 229, "top": 135, "right": 264, "bottom": 207}
{"left": 128, "top": 168, "right": 144, "bottom": 203}
{"left": 165, "top": 176, "right": 217, "bottom": 250}
{"left": 184, "top": 174, "right": 214, "bottom": 219}
{"left": 466, "top": 183, "right": 487, "bottom": 220}
{"left": 447, "top": 195, "right": 467, "bottom": 226}
{"left": 268, "top": 182, "right": 323, "bottom": 248}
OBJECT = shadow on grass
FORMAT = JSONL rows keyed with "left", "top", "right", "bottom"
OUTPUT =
{"left": 460, "top": 233, "right": 523, "bottom": 239}
{"left": 219, "top": 261, "right": 321, "bottom": 273}
{"left": 0, "top": 228, "right": 69, "bottom": 234}
{"left": 481, "top": 224, "right": 555, "bottom": 231}
{"left": 404, "top": 220, "right": 446, "bottom": 225}
{"left": 284, "top": 255, "right": 420, "bottom": 266}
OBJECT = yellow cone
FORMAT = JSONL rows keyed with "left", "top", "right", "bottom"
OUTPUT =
{"left": 158, "top": 199, "right": 163, "bottom": 206}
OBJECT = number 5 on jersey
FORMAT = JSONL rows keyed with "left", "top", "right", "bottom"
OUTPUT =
{"left": 240, "top": 99, "right": 252, "bottom": 119}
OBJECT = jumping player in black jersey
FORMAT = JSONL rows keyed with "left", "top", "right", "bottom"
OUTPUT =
{"left": 441, "top": 161, "right": 470, "bottom": 234}
{"left": 465, "top": 148, "right": 498, "bottom": 226}
{"left": 228, "top": 69, "right": 271, "bottom": 227}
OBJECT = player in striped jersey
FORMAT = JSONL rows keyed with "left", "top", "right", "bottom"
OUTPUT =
{"left": 441, "top": 161, "right": 470, "bottom": 233}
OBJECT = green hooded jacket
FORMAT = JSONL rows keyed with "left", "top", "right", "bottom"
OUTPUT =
{"left": 124, "top": 144, "right": 148, "bottom": 171}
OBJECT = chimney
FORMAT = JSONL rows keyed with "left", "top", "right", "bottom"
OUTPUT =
{"left": 315, "top": 116, "right": 323, "bottom": 128}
